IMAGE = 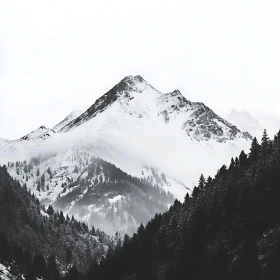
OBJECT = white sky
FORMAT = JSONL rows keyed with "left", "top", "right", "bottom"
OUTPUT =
{"left": 1, "top": 0, "right": 280, "bottom": 139}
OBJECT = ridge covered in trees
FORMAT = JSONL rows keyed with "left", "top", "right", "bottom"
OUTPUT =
{"left": 7, "top": 151, "right": 174, "bottom": 236}
{"left": 81, "top": 129, "right": 280, "bottom": 279}
{"left": 0, "top": 165, "right": 113, "bottom": 279}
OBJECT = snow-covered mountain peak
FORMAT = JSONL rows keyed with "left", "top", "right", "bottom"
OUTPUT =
{"left": 60, "top": 75, "right": 157, "bottom": 132}
{"left": 20, "top": 125, "right": 56, "bottom": 141}
{"left": 171, "top": 89, "right": 182, "bottom": 95}
{"left": 58, "top": 75, "right": 252, "bottom": 143}
{"left": 121, "top": 74, "right": 150, "bottom": 86}
{"left": 112, "top": 74, "right": 155, "bottom": 96}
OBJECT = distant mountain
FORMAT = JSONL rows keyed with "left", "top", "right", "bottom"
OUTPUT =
{"left": 228, "top": 110, "right": 280, "bottom": 139}
{"left": 53, "top": 110, "right": 83, "bottom": 132}
{"left": 251, "top": 111, "right": 280, "bottom": 137}
{"left": 20, "top": 125, "right": 56, "bottom": 141}
{"left": 227, "top": 110, "right": 264, "bottom": 137}
{"left": 0, "top": 75, "right": 252, "bottom": 235}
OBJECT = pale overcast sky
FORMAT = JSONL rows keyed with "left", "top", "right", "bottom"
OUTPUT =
{"left": 1, "top": 0, "right": 280, "bottom": 139}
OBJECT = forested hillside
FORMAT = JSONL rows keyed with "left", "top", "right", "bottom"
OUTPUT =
{"left": 7, "top": 151, "right": 175, "bottom": 235}
{"left": 0, "top": 165, "right": 113, "bottom": 279}
{"left": 83, "top": 129, "right": 280, "bottom": 280}
{"left": 2, "top": 129, "right": 280, "bottom": 280}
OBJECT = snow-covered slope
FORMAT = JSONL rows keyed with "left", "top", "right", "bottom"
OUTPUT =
{"left": 20, "top": 125, "right": 56, "bottom": 141}
{"left": 53, "top": 110, "right": 83, "bottom": 132}
{"left": 0, "top": 126, "right": 56, "bottom": 162}
{"left": 228, "top": 110, "right": 280, "bottom": 139}
{"left": 0, "top": 138, "right": 9, "bottom": 149}
{"left": 0, "top": 75, "right": 253, "bottom": 234}
{"left": 0, "top": 263, "right": 13, "bottom": 280}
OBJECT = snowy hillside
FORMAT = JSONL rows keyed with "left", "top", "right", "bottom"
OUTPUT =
{"left": 0, "top": 138, "right": 9, "bottom": 149}
{"left": 0, "top": 126, "right": 56, "bottom": 163}
{"left": 0, "top": 264, "right": 13, "bottom": 280}
{"left": 20, "top": 125, "right": 56, "bottom": 141}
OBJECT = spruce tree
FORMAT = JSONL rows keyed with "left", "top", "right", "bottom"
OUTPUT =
{"left": 249, "top": 137, "right": 260, "bottom": 161}
{"left": 239, "top": 150, "right": 247, "bottom": 166}
{"left": 46, "top": 205, "right": 55, "bottom": 215}
{"left": 198, "top": 174, "right": 205, "bottom": 189}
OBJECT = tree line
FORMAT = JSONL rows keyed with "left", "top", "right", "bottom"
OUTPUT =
{"left": 79, "top": 129, "right": 280, "bottom": 279}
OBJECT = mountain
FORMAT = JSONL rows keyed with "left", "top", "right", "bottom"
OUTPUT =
{"left": 60, "top": 75, "right": 251, "bottom": 142}
{"left": 7, "top": 154, "right": 174, "bottom": 235}
{"left": 0, "top": 75, "right": 252, "bottom": 235}
{"left": 53, "top": 110, "right": 83, "bottom": 132}
{"left": 20, "top": 125, "right": 56, "bottom": 141}
{"left": 227, "top": 110, "right": 263, "bottom": 137}
{"left": 84, "top": 131, "right": 280, "bottom": 280}
{"left": 228, "top": 109, "right": 280, "bottom": 139}
{"left": 0, "top": 165, "right": 112, "bottom": 278}
{"left": 251, "top": 111, "right": 280, "bottom": 137}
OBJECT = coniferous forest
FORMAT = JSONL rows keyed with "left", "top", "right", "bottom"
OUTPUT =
{"left": 2, "top": 129, "right": 280, "bottom": 279}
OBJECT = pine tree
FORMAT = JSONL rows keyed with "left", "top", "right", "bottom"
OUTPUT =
{"left": 239, "top": 150, "right": 247, "bottom": 166}
{"left": 249, "top": 137, "right": 260, "bottom": 161}
{"left": 36, "top": 180, "right": 41, "bottom": 191}
{"left": 198, "top": 174, "right": 205, "bottom": 189}
{"left": 261, "top": 129, "right": 269, "bottom": 146}
{"left": 46, "top": 205, "right": 55, "bottom": 215}
{"left": 184, "top": 193, "right": 190, "bottom": 204}
{"left": 59, "top": 211, "right": 65, "bottom": 223}
{"left": 41, "top": 173, "right": 45, "bottom": 187}
{"left": 229, "top": 158, "right": 235, "bottom": 170}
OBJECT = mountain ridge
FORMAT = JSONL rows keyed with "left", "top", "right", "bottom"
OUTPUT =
{"left": 53, "top": 110, "right": 84, "bottom": 132}
{"left": 59, "top": 75, "right": 252, "bottom": 142}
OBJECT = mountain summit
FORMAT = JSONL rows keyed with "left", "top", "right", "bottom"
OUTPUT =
{"left": 60, "top": 75, "right": 251, "bottom": 142}
{"left": 60, "top": 75, "right": 154, "bottom": 132}
{"left": 20, "top": 125, "right": 56, "bottom": 141}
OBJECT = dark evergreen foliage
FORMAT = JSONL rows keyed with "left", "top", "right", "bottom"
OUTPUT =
{"left": 82, "top": 129, "right": 280, "bottom": 279}
{"left": 0, "top": 165, "right": 111, "bottom": 278}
